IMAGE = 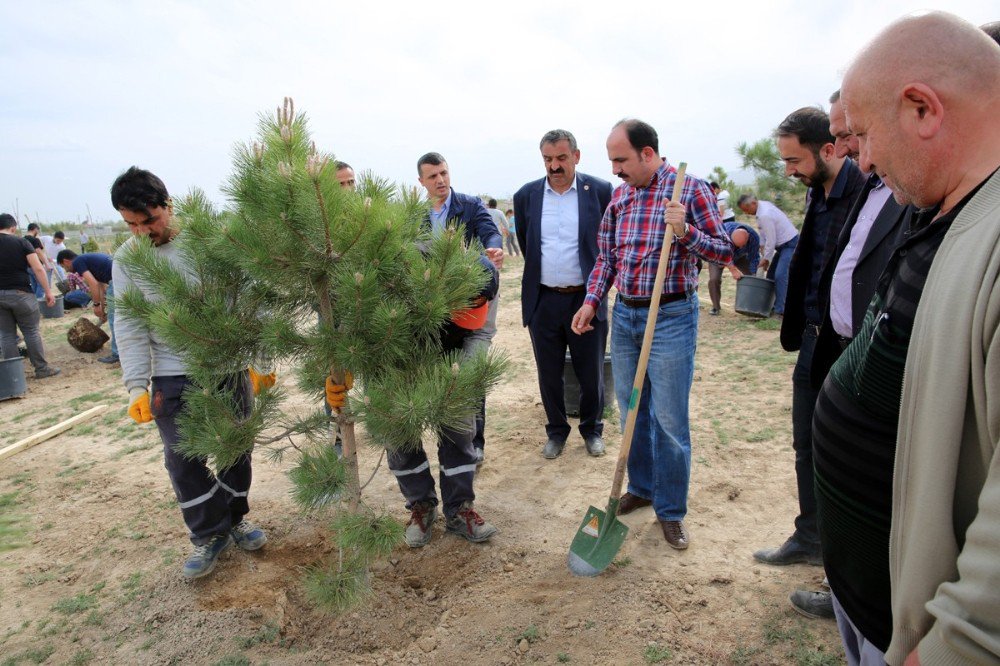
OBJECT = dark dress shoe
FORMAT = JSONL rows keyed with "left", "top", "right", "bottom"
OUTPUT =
{"left": 541, "top": 438, "right": 565, "bottom": 459}
{"left": 753, "top": 536, "right": 822, "bottom": 566}
{"left": 617, "top": 492, "right": 652, "bottom": 515}
{"left": 660, "top": 519, "right": 689, "bottom": 550}
{"left": 584, "top": 435, "right": 605, "bottom": 457}
{"left": 789, "top": 590, "right": 834, "bottom": 619}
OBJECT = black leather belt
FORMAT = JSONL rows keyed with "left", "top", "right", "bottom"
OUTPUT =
{"left": 542, "top": 284, "right": 586, "bottom": 294}
{"left": 804, "top": 323, "right": 822, "bottom": 336}
{"left": 837, "top": 335, "right": 852, "bottom": 351}
{"left": 619, "top": 292, "right": 686, "bottom": 308}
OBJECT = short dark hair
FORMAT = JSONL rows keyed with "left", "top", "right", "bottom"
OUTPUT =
{"left": 505, "top": 209, "right": 513, "bottom": 214}
{"left": 829, "top": 89, "right": 841, "bottom": 104}
{"left": 334, "top": 161, "right": 353, "bottom": 171}
{"left": 488, "top": 198, "right": 498, "bottom": 208}
{"left": 110, "top": 166, "right": 170, "bottom": 213}
{"left": 709, "top": 181, "right": 720, "bottom": 190}
{"left": 416, "top": 152, "right": 446, "bottom": 176}
{"left": 54, "top": 231, "right": 65, "bottom": 240}
{"left": 0, "top": 213, "right": 17, "bottom": 230}
{"left": 737, "top": 193, "right": 756, "bottom": 207}
{"left": 982, "top": 21, "right": 1000, "bottom": 45}
{"left": 775, "top": 107, "right": 834, "bottom": 154}
{"left": 539, "top": 129, "right": 578, "bottom": 151}
{"left": 56, "top": 249, "right": 78, "bottom": 264}
{"left": 613, "top": 118, "right": 659, "bottom": 154}
{"left": 27, "top": 222, "right": 39, "bottom": 231}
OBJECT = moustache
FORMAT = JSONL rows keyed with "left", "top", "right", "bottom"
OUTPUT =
{"left": 548, "top": 168, "right": 564, "bottom": 175}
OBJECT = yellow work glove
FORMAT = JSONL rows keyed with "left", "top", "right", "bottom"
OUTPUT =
{"left": 325, "top": 371, "right": 354, "bottom": 410}
{"left": 128, "top": 389, "right": 153, "bottom": 424}
{"left": 248, "top": 367, "right": 276, "bottom": 395}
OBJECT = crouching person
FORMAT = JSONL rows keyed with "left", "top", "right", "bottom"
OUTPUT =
{"left": 110, "top": 167, "right": 267, "bottom": 579}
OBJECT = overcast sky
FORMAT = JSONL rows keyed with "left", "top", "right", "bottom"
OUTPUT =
{"left": 1, "top": 1, "right": 993, "bottom": 224}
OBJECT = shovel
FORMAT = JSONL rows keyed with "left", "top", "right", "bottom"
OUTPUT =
{"left": 568, "top": 162, "right": 688, "bottom": 577}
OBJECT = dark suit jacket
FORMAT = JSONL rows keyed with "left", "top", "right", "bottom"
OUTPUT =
{"left": 780, "top": 159, "right": 867, "bottom": 352}
{"left": 810, "top": 177, "right": 910, "bottom": 386}
{"left": 513, "top": 172, "right": 613, "bottom": 327}
{"left": 425, "top": 189, "right": 502, "bottom": 250}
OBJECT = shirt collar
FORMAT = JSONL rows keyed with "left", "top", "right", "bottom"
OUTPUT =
{"left": 544, "top": 175, "right": 578, "bottom": 194}
{"left": 432, "top": 190, "right": 453, "bottom": 215}
{"left": 827, "top": 158, "right": 854, "bottom": 200}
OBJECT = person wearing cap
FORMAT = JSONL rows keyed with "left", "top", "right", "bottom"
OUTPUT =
{"left": 417, "top": 152, "right": 503, "bottom": 465}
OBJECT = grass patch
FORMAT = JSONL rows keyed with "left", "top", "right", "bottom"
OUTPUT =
{"left": 710, "top": 419, "right": 730, "bottom": 447}
{"left": 52, "top": 593, "right": 97, "bottom": 615}
{"left": 516, "top": 624, "right": 541, "bottom": 644}
{"left": 643, "top": 644, "right": 672, "bottom": 663}
{"left": 557, "top": 653, "right": 571, "bottom": 663}
{"left": 69, "top": 648, "right": 95, "bottom": 665}
{"left": 213, "top": 656, "right": 250, "bottom": 666}
{"left": 1, "top": 643, "right": 55, "bottom": 665}
{"left": 236, "top": 623, "right": 280, "bottom": 649}
{"left": 84, "top": 610, "right": 105, "bottom": 627}
{"left": 745, "top": 427, "right": 776, "bottom": 443}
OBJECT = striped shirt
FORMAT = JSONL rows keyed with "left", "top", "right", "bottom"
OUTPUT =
{"left": 813, "top": 182, "right": 982, "bottom": 651}
{"left": 584, "top": 162, "right": 733, "bottom": 308}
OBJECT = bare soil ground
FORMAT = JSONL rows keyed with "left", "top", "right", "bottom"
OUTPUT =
{"left": 0, "top": 260, "right": 844, "bottom": 666}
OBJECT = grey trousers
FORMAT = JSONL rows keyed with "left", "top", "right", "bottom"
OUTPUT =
{"left": 0, "top": 289, "right": 52, "bottom": 372}
{"left": 462, "top": 290, "right": 499, "bottom": 450}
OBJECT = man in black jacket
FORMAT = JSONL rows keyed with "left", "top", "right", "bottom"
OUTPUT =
{"left": 753, "top": 107, "right": 866, "bottom": 567}
{"left": 417, "top": 153, "right": 503, "bottom": 465}
{"left": 786, "top": 91, "right": 911, "bottom": 619}
{"left": 513, "top": 130, "right": 613, "bottom": 459}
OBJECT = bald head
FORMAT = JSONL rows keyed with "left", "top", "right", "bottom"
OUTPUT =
{"left": 842, "top": 11, "right": 1000, "bottom": 209}
{"left": 844, "top": 12, "right": 1000, "bottom": 112}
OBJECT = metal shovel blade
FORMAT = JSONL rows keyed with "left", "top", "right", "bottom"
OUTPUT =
{"left": 567, "top": 500, "right": 629, "bottom": 577}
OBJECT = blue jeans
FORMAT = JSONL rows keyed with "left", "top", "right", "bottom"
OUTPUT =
{"left": 767, "top": 236, "right": 798, "bottom": 315}
{"left": 610, "top": 293, "right": 699, "bottom": 521}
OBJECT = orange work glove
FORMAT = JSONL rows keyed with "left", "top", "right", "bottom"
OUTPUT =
{"left": 128, "top": 390, "right": 153, "bottom": 424}
{"left": 249, "top": 367, "right": 276, "bottom": 395}
{"left": 325, "top": 371, "right": 354, "bottom": 410}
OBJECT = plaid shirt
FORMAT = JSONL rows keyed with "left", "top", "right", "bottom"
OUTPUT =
{"left": 584, "top": 162, "right": 733, "bottom": 308}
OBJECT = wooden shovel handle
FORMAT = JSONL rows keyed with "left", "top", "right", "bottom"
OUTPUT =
{"left": 609, "top": 163, "right": 688, "bottom": 501}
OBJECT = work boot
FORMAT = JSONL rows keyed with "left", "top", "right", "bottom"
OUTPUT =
{"left": 182, "top": 533, "right": 233, "bottom": 579}
{"left": 230, "top": 519, "right": 267, "bottom": 551}
{"left": 98, "top": 354, "right": 120, "bottom": 364}
{"left": 584, "top": 435, "right": 605, "bottom": 457}
{"left": 541, "top": 438, "right": 565, "bottom": 459}
{"left": 34, "top": 366, "right": 61, "bottom": 379}
{"left": 789, "top": 590, "right": 835, "bottom": 619}
{"left": 445, "top": 502, "right": 497, "bottom": 543}
{"left": 753, "top": 536, "right": 822, "bottom": 566}
{"left": 405, "top": 501, "right": 436, "bottom": 548}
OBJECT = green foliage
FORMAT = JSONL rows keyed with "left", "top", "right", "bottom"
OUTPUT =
{"left": 0, "top": 492, "right": 26, "bottom": 553}
{"left": 330, "top": 511, "right": 403, "bottom": 562}
{"left": 736, "top": 138, "right": 807, "bottom": 214}
{"left": 517, "top": 624, "right": 541, "bottom": 643}
{"left": 643, "top": 644, "right": 673, "bottom": 663}
{"left": 287, "top": 442, "right": 348, "bottom": 510}
{"left": 52, "top": 593, "right": 97, "bottom": 615}
{"left": 83, "top": 238, "right": 101, "bottom": 253}
{"left": 302, "top": 560, "right": 371, "bottom": 612}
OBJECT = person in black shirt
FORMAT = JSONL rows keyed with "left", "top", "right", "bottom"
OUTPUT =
{"left": 0, "top": 214, "right": 60, "bottom": 378}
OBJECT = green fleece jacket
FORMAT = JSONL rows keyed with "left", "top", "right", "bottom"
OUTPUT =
{"left": 888, "top": 169, "right": 1000, "bottom": 665}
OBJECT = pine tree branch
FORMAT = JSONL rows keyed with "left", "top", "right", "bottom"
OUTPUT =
{"left": 168, "top": 312, "right": 221, "bottom": 346}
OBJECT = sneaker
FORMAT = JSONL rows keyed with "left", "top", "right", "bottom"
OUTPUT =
{"left": 709, "top": 308, "right": 720, "bottom": 316}
{"left": 182, "top": 533, "right": 233, "bottom": 579}
{"left": 98, "top": 354, "right": 120, "bottom": 364}
{"left": 405, "top": 501, "right": 437, "bottom": 548}
{"left": 34, "top": 366, "right": 61, "bottom": 379}
{"left": 230, "top": 519, "right": 267, "bottom": 551}
{"left": 789, "top": 590, "right": 835, "bottom": 619}
{"left": 474, "top": 447, "right": 484, "bottom": 466}
{"left": 445, "top": 502, "right": 497, "bottom": 543}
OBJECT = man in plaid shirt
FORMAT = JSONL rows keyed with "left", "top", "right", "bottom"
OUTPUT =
{"left": 572, "top": 118, "right": 733, "bottom": 550}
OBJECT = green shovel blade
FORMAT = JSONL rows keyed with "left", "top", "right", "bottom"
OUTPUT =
{"left": 567, "top": 501, "right": 630, "bottom": 577}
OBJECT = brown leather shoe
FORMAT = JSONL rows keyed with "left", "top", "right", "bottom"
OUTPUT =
{"left": 617, "top": 492, "right": 652, "bottom": 515}
{"left": 659, "top": 519, "right": 689, "bottom": 550}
